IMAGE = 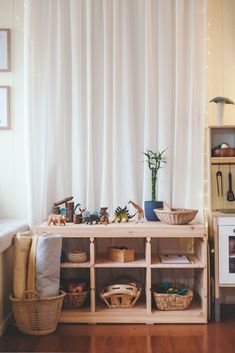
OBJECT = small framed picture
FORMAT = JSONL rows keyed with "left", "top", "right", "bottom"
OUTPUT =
{"left": 0, "top": 29, "right": 10, "bottom": 71}
{"left": 0, "top": 86, "right": 10, "bottom": 129}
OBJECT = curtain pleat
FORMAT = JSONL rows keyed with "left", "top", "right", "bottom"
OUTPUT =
{"left": 24, "top": 0, "right": 206, "bottom": 225}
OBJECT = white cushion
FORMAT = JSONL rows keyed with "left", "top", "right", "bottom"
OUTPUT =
{"left": 0, "top": 220, "right": 29, "bottom": 253}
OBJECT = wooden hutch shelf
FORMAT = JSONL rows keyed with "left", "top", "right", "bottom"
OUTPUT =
{"left": 207, "top": 125, "right": 235, "bottom": 321}
{"left": 35, "top": 221, "right": 208, "bottom": 324}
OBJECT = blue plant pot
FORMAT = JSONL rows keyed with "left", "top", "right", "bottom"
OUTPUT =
{"left": 144, "top": 201, "right": 163, "bottom": 221}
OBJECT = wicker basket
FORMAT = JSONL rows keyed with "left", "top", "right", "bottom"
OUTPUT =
{"left": 68, "top": 250, "right": 87, "bottom": 263}
{"left": 10, "top": 290, "right": 65, "bottom": 335}
{"left": 100, "top": 284, "right": 141, "bottom": 308}
{"left": 154, "top": 208, "right": 198, "bottom": 225}
{"left": 153, "top": 284, "right": 193, "bottom": 311}
{"left": 63, "top": 291, "right": 87, "bottom": 309}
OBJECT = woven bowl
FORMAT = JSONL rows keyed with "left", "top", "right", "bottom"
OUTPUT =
{"left": 100, "top": 283, "right": 141, "bottom": 308}
{"left": 154, "top": 208, "right": 198, "bottom": 225}
{"left": 68, "top": 251, "right": 87, "bottom": 263}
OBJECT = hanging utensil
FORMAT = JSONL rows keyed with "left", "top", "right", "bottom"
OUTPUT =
{"left": 227, "top": 164, "right": 235, "bottom": 202}
{"left": 216, "top": 164, "right": 223, "bottom": 197}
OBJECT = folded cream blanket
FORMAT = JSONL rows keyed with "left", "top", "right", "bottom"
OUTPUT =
{"left": 13, "top": 231, "right": 32, "bottom": 299}
{"left": 35, "top": 234, "right": 62, "bottom": 297}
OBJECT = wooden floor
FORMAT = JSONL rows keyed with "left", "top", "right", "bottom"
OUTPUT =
{"left": 1, "top": 305, "right": 235, "bottom": 353}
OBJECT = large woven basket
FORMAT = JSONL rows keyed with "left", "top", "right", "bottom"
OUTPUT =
{"left": 63, "top": 291, "right": 87, "bottom": 309}
{"left": 100, "top": 283, "right": 141, "bottom": 308}
{"left": 154, "top": 208, "right": 198, "bottom": 225}
{"left": 153, "top": 284, "right": 193, "bottom": 311}
{"left": 10, "top": 290, "right": 65, "bottom": 335}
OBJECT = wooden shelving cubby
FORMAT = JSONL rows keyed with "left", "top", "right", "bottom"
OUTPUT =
{"left": 35, "top": 222, "right": 207, "bottom": 324}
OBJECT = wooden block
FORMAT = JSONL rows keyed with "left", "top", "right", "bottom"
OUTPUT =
{"left": 107, "top": 247, "right": 134, "bottom": 262}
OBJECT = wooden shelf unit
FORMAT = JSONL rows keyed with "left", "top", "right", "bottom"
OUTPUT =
{"left": 35, "top": 221, "right": 208, "bottom": 324}
{"left": 207, "top": 126, "right": 235, "bottom": 321}
{"left": 207, "top": 125, "right": 235, "bottom": 213}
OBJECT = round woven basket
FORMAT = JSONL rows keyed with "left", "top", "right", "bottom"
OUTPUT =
{"left": 10, "top": 290, "right": 65, "bottom": 335}
{"left": 153, "top": 284, "right": 193, "bottom": 311}
{"left": 63, "top": 291, "right": 87, "bottom": 309}
{"left": 154, "top": 208, "right": 198, "bottom": 225}
{"left": 68, "top": 250, "right": 87, "bottom": 263}
{"left": 100, "top": 284, "right": 141, "bottom": 308}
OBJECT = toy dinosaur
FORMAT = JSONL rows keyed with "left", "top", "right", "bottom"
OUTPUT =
{"left": 112, "top": 206, "right": 136, "bottom": 223}
{"left": 82, "top": 211, "right": 100, "bottom": 225}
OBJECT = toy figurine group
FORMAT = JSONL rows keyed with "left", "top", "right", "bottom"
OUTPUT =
{"left": 47, "top": 197, "right": 145, "bottom": 226}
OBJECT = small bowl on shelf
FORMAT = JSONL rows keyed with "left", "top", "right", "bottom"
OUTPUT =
{"left": 153, "top": 208, "right": 198, "bottom": 225}
{"left": 68, "top": 250, "right": 87, "bottom": 263}
{"left": 211, "top": 148, "right": 235, "bottom": 157}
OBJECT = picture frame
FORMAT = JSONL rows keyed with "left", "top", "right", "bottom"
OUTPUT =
{"left": 0, "top": 86, "right": 10, "bottom": 129}
{"left": 0, "top": 29, "right": 10, "bottom": 71}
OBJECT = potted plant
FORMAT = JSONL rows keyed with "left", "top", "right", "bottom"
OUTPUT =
{"left": 144, "top": 149, "right": 167, "bottom": 221}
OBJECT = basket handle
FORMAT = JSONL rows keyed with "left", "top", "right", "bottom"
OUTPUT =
{"left": 130, "top": 289, "right": 141, "bottom": 306}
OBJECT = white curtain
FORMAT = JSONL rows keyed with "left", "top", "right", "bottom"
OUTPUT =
{"left": 24, "top": 0, "right": 207, "bottom": 226}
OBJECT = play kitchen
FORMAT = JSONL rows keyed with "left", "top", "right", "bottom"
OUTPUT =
{"left": 211, "top": 161, "right": 235, "bottom": 212}
{"left": 214, "top": 163, "right": 235, "bottom": 202}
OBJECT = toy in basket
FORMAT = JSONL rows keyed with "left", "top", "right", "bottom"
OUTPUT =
{"left": 152, "top": 282, "right": 193, "bottom": 311}
{"left": 10, "top": 290, "right": 65, "bottom": 335}
{"left": 62, "top": 281, "right": 87, "bottom": 309}
{"left": 100, "top": 277, "right": 142, "bottom": 308}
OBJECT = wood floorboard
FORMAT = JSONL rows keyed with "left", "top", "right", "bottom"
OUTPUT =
{"left": 0, "top": 305, "right": 235, "bottom": 353}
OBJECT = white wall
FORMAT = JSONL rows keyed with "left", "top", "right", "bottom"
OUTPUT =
{"left": 207, "top": 0, "right": 235, "bottom": 125}
{"left": 0, "top": 0, "right": 26, "bottom": 219}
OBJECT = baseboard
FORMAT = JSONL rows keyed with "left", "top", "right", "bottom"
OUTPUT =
{"left": 0, "top": 312, "right": 12, "bottom": 337}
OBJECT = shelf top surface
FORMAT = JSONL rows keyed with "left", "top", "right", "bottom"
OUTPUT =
{"left": 207, "top": 125, "right": 235, "bottom": 129}
{"left": 35, "top": 220, "right": 206, "bottom": 237}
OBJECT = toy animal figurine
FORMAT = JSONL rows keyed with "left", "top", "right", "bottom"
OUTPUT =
{"left": 128, "top": 200, "right": 144, "bottom": 223}
{"left": 112, "top": 206, "right": 136, "bottom": 223}
{"left": 73, "top": 207, "right": 86, "bottom": 224}
{"left": 82, "top": 211, "right": 100, "bottom": 225}
{"left": 99, "top": 207, "right": 109, "bottom": 225}
{"left": 48, "top": 214, "right": 67, "bottom": 226}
